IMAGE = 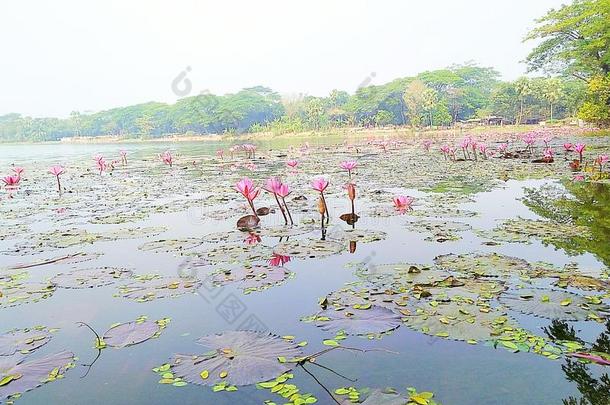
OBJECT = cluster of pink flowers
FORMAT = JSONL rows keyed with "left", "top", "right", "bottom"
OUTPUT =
{"left": 94, "top": 155, "right": 106, "bottom": 175}
{"left": 2, "top": 167, "right": 23, "bottom": 192}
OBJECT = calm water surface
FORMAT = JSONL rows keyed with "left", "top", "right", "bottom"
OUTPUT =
{"left": 0, "top": 138, "right": 608, "bottom": 405}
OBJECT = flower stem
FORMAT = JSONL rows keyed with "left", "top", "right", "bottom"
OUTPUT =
{"left": 274, "top": 193, "right": 288, "bottom": 225}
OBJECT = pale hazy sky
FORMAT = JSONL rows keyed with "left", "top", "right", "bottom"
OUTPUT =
{"left": 1, "top": 0, "right": 566, "bottom": 118}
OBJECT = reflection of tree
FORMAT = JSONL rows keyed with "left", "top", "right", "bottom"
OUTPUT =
{"left": 543, "top": 320, "right": 610, "bottom": 405}
{"left": 523, "top": 181, "right": 610, "bottom": 266}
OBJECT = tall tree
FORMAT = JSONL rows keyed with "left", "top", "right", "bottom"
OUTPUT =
{"left": 525, "top": 0, "right": 610, "bottom": 81}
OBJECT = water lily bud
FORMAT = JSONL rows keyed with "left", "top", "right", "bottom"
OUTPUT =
{"left": 317, "top": 197, "right": 326, "bottom": 215}
{"left": 347, "top": 183, "right": 356, "bottom": 201}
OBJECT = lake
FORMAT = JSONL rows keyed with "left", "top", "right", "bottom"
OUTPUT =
{"left": 1, "top": 130, "right": 609, "bottom": 405}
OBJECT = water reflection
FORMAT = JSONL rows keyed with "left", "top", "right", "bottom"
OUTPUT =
{"left": 545, "top": 320, "right": 610, "bottom": 405}
{"left": 524, "top": 181, "right": 610, "bottom": 267}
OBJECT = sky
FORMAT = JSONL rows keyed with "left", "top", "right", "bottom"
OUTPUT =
{"left": 0, "top": 0, "right": 567, "bottom": 118}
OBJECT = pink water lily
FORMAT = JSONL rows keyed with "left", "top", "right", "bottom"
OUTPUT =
{"left": 12, "top": 167, "right": 24, "bottom": 176}
{"left": 236, "top": 178, "right": 260, "bottom": 202}
{"left": 161, "top": 151, "right": 173, "bottom": 167}
{"left": 498, "top": 143, "right": 508, "bottom": 155}
{"left": 563, "top": 143, "right": 573, "bottom": 152}
{"left": 393, "top": 195, "right": 414, "bottom": 212}
{"left": 422, "top": 140, "right": 432, "bottom": 152}
{"left": 286, "top": 160, "right": 299, "bottom": 169}
{"left": 216, "top": 149, "right": 224, "bottom": 160}
{"left": 264, "top": 177, "right": 289, "bottom": 225}
{"left": 276, "top": 183, "right": 291, "bottom": 198}
{"left": 94, "top": 155, "right": 106, "bottom": 175}
{"left": 49, "top": 165, "right": 65, "bottom": 192}
{"left": 119, "top": 150, "right": 127, "bottom": 165}
{"left": 459, "top": 138, "right": 470, "bottom": 159}
{"left": 574, "top": 143, "right": 586, "bottom": 162}
{"left": 478, "top": 143, "right": 488, "bottom": 158}
{"left": 311, "top": 178, "right": 329, "bottom": 193}
{"left": 235, "top": 177, "right": 260, "bottom": 218}
{"left": 595, "top": 154, "right": 608, "bottom": 171}
{"left": 242, "top": 143, "right": 256, "bottom": 159}
{"left": 543, "top": 148, "right": 554, "bottom": 162}
{"left": 340, "top": 161, "right": 357, "bottom": 178}
{"left": 2, "top": 174, "right": 20, "bottom": 187}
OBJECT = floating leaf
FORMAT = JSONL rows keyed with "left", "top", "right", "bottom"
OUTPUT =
{"left": 170, "top": 331, "right": 302, "bottom": 386}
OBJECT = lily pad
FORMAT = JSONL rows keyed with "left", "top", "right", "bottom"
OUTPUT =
{"left": 50, "top": 267, "right": 133, "bottom": 289}
{"left": 499, "top": 288, "right": 609, "bottom": 321}
{"left": 0, "top": 328, "right": 53, "bottom": 356}
{"left": 0, "top": 351, "right": 75, "bottom": 401}
{"left": 315, "top": 305, "right": 401, "bottom": 335}
{"left": 119, "top": 276, "right": 202, "bottom": 302}
{"left": 103, "top": 320, "right": 161, "bottom": 348}
{"left": 171, "top": 331, "right": 303, "bottom": 386}
{"left": 273, "top": 238, "right": 344, "bottom": 259}
{"left": 434, "top": 253, "right": 532, "bottom": 278}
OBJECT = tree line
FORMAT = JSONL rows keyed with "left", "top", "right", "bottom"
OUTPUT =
{"left": 1, "top": 0, "right": 607, "bottom": 142}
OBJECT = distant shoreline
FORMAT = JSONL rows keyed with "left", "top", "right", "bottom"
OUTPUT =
{"left": 1, "top": 124, "right": 598, "bottom": 145}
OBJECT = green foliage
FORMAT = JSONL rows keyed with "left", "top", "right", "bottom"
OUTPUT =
{"left": 0, "top": 63, "right": 593, "bottom": 141}
{"left": 578, "top": 74, "right": 610, "bottom": 125}
{"left": 525, "top": 0, "right": 610, "bottom": 80}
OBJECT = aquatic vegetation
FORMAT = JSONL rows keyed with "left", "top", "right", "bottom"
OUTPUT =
{"left": 118, "top": 276, "right": 202, "bottom": 302}
{"left": 48, "top": 165, "right": 65, "bottom": 192}
{"left": 392, "top": 195, "right": 414, "bottom": 212}
{"left": 405, "top": 219, "right": 471, "bottom": 242}
{"left": 0, "top": 351, "right": 75, "bottom": 402}
{"left": 312, "top": 177, "right": 330, "bottom": 224}
{"left": 168, "top": 331, "right": 303, "bottom": 386}
{"left": 50, "top": 267, "right": 133, "bottom": 289}
{"left": 499, "top": 288, "right": 609, "bottom": 321}
{"left": 314, "top": 305, "right": 401, "bottom": 336}
{"left": 0, "top": 327, "right": 54, "bottom": 356}
{"left": 0, "top": 129, "right": 608, "bottom": 404}
{"left": 100, "top": 316, "right": 170, "bottom": 348}
{"left": 434, "top": 253, "right": 532, "bottom": 278}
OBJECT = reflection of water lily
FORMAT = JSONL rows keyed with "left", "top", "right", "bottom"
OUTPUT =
{"left": 244, "top": 232, "right": 261, "bottom": 245}
{"left": 269, "top": 253, "right": 291, "bottom": 267}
